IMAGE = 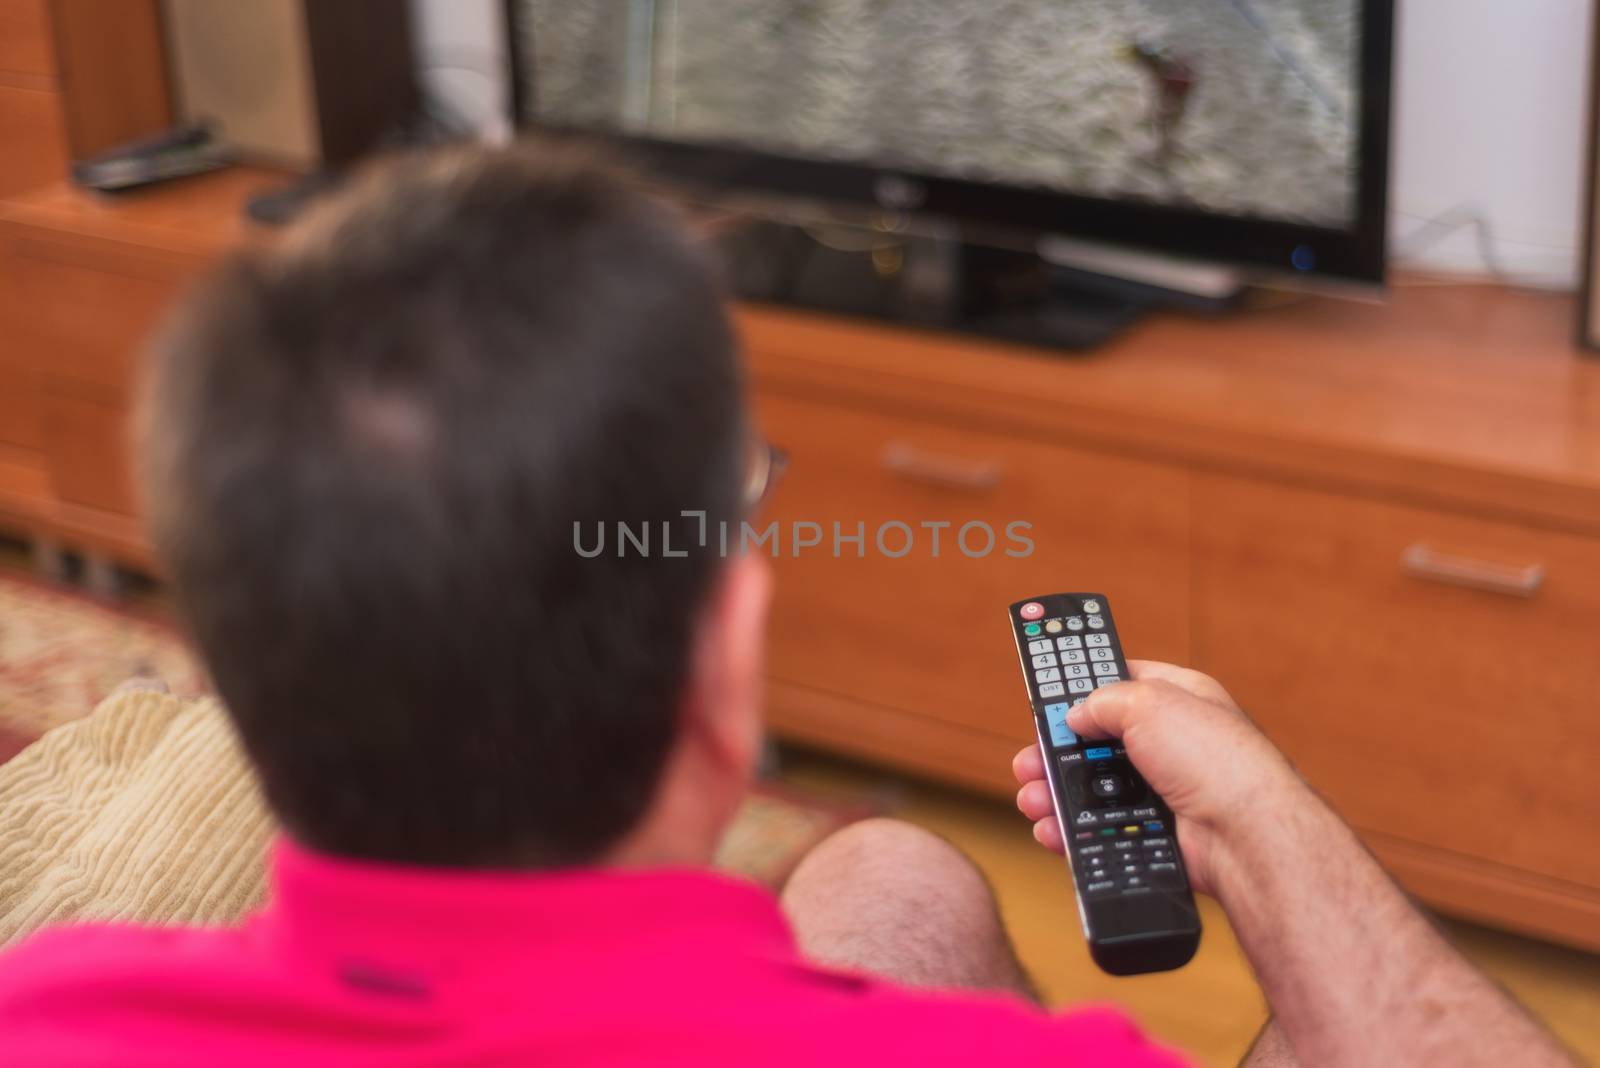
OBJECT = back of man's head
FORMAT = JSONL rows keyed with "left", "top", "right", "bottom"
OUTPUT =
{"left": 142, "top": 143, "right": 745, "bottom": 868}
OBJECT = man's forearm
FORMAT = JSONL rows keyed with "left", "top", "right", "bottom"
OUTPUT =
{"left": 1238, "top": 1019, "right": 1295, "bottom": 1068}
{"left": 1213, "top": 785, "right": 1574, "bottom": 1067}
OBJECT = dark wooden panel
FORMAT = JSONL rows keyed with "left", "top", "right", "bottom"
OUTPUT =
{"left": 0, "top": 0, "right": 54, "bottom": 83}
{"left": 47, "top": 0, "right": 171, "bottom": 158}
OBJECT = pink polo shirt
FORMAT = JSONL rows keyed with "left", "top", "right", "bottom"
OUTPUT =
{"left": 0, "top": 839, "right": 1189, "bottom": 1067}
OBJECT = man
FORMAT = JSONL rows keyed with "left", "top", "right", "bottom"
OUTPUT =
{"left": 0, "top": 145, "right": 1575, "bottom": 1067}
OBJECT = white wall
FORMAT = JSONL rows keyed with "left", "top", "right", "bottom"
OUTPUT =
{"left": 411, "top": 0, "right": 1597, "bottom": 286}
{"left": 1390, "top": 0, "right": 1592, "bottom": 284}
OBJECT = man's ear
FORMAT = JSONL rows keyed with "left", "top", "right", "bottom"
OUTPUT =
{"left": 682, "top": 551, "right": 773, "bottom": 779}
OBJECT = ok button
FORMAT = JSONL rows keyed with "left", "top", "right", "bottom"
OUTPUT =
{"left": 1091, "top": 772, "right": 1125, "bottom": 800}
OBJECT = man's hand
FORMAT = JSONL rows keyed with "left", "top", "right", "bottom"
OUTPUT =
{"left": 1013, "top": 661, "right": 1578, "bottom": 1067}
{"left": 1012, "top": 660, "right": 1302, "bottom": 895}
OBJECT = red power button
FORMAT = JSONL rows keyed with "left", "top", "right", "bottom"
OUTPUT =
{"left": 1020, "top": 602, "right": 1045, "bottom": 620}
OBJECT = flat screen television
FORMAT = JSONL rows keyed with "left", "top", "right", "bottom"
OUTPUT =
{"left": 505, "top": 1, "right": 1395, "bottom": 343}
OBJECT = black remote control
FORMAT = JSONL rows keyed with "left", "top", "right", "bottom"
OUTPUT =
{"left": 1007, "top": 594, "right": 1201, "bottom": 975}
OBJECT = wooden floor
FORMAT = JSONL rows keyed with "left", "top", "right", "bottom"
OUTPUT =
{"left": 777, "top": 746, "right": 1600, "bottom": 1068}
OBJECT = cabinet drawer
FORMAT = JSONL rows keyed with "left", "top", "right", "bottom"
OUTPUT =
{"left": 41, "top": 388, "right": 137, "bottom": 516}
{"left": 756, "top": 390, "right": 1190, "bottom": 752}
{"left": 1194, "top": 475, "right": 1600, "bottom": 889}
{"left": 0, "top": 239, "right": 191, "bottom": 393}
{"left": 0, "top": 359, "right": 41, "bottom": 448}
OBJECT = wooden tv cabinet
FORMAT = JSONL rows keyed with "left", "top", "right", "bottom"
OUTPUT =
{"left": 3, "top": 168, "right": 1600, "bottom": 952}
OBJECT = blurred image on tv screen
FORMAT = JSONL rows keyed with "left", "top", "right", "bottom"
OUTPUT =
{"left": 515, "top": 0, "right": 1361, "bottom": 229}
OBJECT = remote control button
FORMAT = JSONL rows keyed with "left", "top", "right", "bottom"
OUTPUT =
{"left": 1131, "top": 806, "right": 1160, "bottom": 819}
{"left": 1148, "top": 862, "right": 1178, "bottom": 873}
{"left": 1065, "top": 616, "right": 1086, "bottom": 631}
{"left": 1075, "top": 831, "right": 1094, "bottom": 841}
{"left": 1023, "top": 623, "right": 1042, "bottom": 637}
{"left": 1097, "top": 677, "right": 1122, "bottom": 688}
{"left": 1064, "top": 664, "right": 1090, "bottom": 678}
{"left": 1055, "top": 636, "right": 1083, "bottom": 651}
{"left": 1038, "top": 682, "right": 1065, "bottom": 698}
{"left": 1082, "top": 600, "right": 1101, "bottom": 614}
{"left": 1044, "top": 703, "right": 1076, "bottom": 747}
{"left": 1078, "top": 843, "right": 1106, "bottom": 858}
{"left": 1085, "top": 634, "right": 1110, "bottom": 647}
{"left": 1071, "top": 697, "right": 1089, "bottom": 708}
{"left": 1085, "top": 879, "right": 1117, "bottom": 895}
{"left": 1067, "top": 678, "right": 1094, "bottom": 694}
{"left": 1035, "top": 667, "right": 1061, "bottom": 683}
{"left": 1031, "top": 653, "right": 1058, "bottom": 669}
{"left": 1061, "top": 650, "right": 1087, "bottom": 665}
{"left": 1111, "top": 839, "right": 1137, "bottom": 852}
{"left": 1091, "top": 771, "right": 1124, "bottom": 799}
{"left": 1087, "top": 616, "right": 1106, "bottom": 630}
{"left": 1088, "top": 867, "right": 1108, "bottom": 881}
{"left": 1124, "top": 876, "right": 1144, "bottom": 887}
{"left": 1020, "top": 602, "right": 1045, "bottom": 620}
{"left": 1085, "top": 746, "right": 1114, "bottom": 761}
{"left": 1122, "top": 825, "right": 1140, "bottom": 834}
{"left": 1144, "top": 820, "right": 1165, "bottom": 833}
{"left": 1141, "top": 837, "right": 1173, "bottom": 850}
{"left": 1028, "top": 639, "right": 1051, "bottom": 655}
{"left": 1150, "top": 864, "right": 1184, "bottom": 880}
{"left": 1121, "top": 863, "right": 1142, "bottom": 875}
{"left": 1098, "top": 828, "right": 1117, "bottom": 837}
{"left": 1072, "top": 809, "right": 1103, "bottom": 828}
{"left": 1087, "top": 647, "right": 1114, "bottom": 662}
{"left": 1044, "top": 619, "right": 1063, "bottom": 634}
{"left": 1092, "top": 661, "right": 1118, "bottom": 677}
{"left": 1059, "top": 751, "right": 1083, "bottom": 765}
{"left": 1100, "top": 809, "right": 1131, "bottom": 822}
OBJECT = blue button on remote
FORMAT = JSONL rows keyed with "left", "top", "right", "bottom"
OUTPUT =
{"left": 1085, "top": 746, "right": 1113, "bottom": 761}
{"left": 1044, "top": 703, "right": 1076, "bottom": 747}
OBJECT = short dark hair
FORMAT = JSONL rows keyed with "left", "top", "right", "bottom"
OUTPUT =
{"left": 142, "top": 143, "right": 745, "bottom": 867}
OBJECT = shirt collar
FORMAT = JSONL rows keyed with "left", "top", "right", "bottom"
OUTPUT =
{"left": 256, "top": 837, "right": 799, "bottom": 999}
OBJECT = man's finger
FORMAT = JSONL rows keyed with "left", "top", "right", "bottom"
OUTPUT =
{"left": 1066, "top": 682, "right": 1142, "bottom": 739}
{"left": 1016, "top": 779, "right": 1054, "bottom": 822}
{"left": 1127, "top": 660, "right": 1230, "bottom": 704}
{"left": 1011, "top": 744, "right": 1045, "bottom": 785}
{"left": 1032, "top": 816, "right": 1065, "bottom": 855}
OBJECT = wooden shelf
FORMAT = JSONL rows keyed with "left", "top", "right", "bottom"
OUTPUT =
{"left": 738, "top": 285, "right": 1600, "bottom": 536}
{"left": 0, "top": 165, "right": 291, "bottom": 261}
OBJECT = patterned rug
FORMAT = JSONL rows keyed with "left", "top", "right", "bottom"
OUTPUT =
{"left": 0, "top": 575, "right": 206, "bottom": 764}
{"left": 0, "top": 572, "right": 859, "bottom": 885}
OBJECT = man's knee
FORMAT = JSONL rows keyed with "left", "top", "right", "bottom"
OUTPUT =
{"left": 781, "top": 818, "right": 1031, "bottom": 996}
{"left": 784, "top": 818, "right": 992, "bottom": 918}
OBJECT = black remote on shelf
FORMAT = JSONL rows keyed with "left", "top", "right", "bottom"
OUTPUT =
{"left": 1007, "top": 594, "right": 1201, "bottom": 975}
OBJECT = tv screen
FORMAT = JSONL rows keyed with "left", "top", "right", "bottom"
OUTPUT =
{"left": 508, "top": 1, "right": 1392, "bottom": 282}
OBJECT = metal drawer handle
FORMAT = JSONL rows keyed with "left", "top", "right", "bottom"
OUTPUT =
{"left": 880, "top": 442, "right": 1002, "bottom": 491}
{"left": 1400, "top": 544, "right": 1544, "bottom": 598}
